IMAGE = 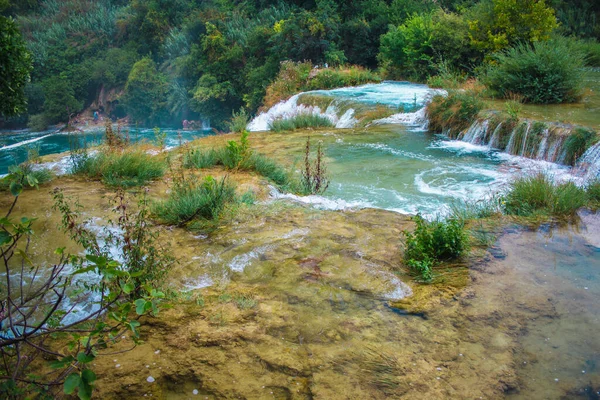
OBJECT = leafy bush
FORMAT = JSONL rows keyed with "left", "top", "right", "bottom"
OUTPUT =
{"left": 425, "top": 91, "right": 484, "bottom": 138}
{"left": 484, "top": 40, "right": 585, "bottom": 104}
{"left": 403, "top": 214, "right": 469, "bottom": 281}
{"left": 269, "top": 114, "right": 334, "bottom": 132}
{"left": 74, "top": 150, "right": 166, "bottom": 187}
{"left": 123, "top": 58, "right": 169, "bottom": 125}
{"left": 153, "top": 176, "right": 236, "bottom": 225}
{"left": 502, "top": 173, "right": 587, "bottom": 216}
{"left": 563, "top": 128, "right": 598, "bottom": 165}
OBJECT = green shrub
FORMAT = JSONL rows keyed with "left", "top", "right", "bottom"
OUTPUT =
{"left": 403, "top": 215, "right": 469, "bottom": 282}
{"left": 484, "top": 40, "right": 585, "bottom": 104}
{"left": 502, "top": 173, "right": 587, "bottom": 216}
{"left": 74, "top": 150, "right": 166, "bottom": 187}
{"left": 563, "top": 128, "right": 598, "bottom": 166}
{"left": 269, "top": 114, "right": 334, "bottom": 132}
{"left": 153, "top": 176, "right": 236, "bottom": 225}
{"left": 425, "top": 91, "right": 484, "bottom": 138}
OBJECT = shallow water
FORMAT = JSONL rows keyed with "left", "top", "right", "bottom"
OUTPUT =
{"left": 274, "top": 125, "right": 574, "bottom": 217}
{"left": 0, "top": 127, "right": 211, "bottom": 175}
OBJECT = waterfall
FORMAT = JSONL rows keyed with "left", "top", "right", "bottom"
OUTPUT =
{"left": 577, "top": 141, "right": 600, "bottom": 181}
{"left": 246, "top": 94, "right": 358, "bottom": 132}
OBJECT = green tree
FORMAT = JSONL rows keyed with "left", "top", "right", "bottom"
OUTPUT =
{"left": 42, "top": 76, "right": 83, "bottom": 124}
{"left": 123, "top": 58, "right": 169, "bottom": 125}
{"left": 0, "top": 15, "right": 32, "bottom": 117}
{"left": 468, "top": 0, "right": 558, "bottom": 53}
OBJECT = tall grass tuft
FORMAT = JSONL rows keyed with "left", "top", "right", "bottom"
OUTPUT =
{"left": 269, "top": 114, "right": 334, "bottom": 132}
{"left": 73, "top": 150, "right": 166, "bottom": 187}
{"left": 502, "top": 173, "right": 587, "bottom": 217}
{"left": 484, "top": 40, "right": 585, "bottom": 104}
{"left": 153, "top": 176, "right": 236, "bottom": 225}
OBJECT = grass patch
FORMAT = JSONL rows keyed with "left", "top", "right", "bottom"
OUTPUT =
{"left": 73, "top": 149, "right": 166, "bottom": 187}
{"left": 403, "top": 215, "right": 469, "bottom": 282}
{"left": 587, "top": 180, "right": 600, "bottom": 208}
{"left": 502, "top": 173, "right": 587, "bottom": 217}
{"left": 183, "top": 148, "right": 219, "bottom": 169}
{"left": 152, "top": 176, "right": 236, "bottom": 225}
{"left": 269, "top": 113, "right": 334, "bottom": 132}
{"left": 182, "top": 133, "right": 291, "bottom": 188}
{"left": 426, "top": 91, "right": 485, "bottom": 138}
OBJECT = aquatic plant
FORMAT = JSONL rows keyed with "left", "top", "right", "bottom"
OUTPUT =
{"left": 425, "top": 91, "right": 484, "bottom": 138}
{"left": 300, "top": 136, "right": 330, "bottom": 195}
{"left": 73, "top": 149, "right": 166, "bottom": 187}
{"left": 152, "top": 175, "right": 237, "bottom": 225}
{"left": 484, "top": 40, "right": 585, "bottom": 104}
{"left": 501, "top": 173, "right": 587, "bottom": 217}
{"left": 269, "top": 113, "right": 334, "bottom": 132}
{"left": 403, "top": 214, "right": 469, "bottom": 282}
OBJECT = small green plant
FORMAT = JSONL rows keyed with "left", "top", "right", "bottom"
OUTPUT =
{"left": 504, "top": 99, "right": 522, "bottom": 122}
{"left": 300, "top": 136, "right": 330, "bottom": 195}
{"left": 153, "top": 175, "right": 237, "bottom": 226}
{"left": 403, "top": 214, "right": 469, "bottom": 282}
{"left": 221, "top": 130, "right": 251, "bottom": 169}
{"left": 105, "top": 121, "right": 129, "bottom": 149}
{"left": 154, "top": 127, "right": 167, "bottom": 149}
{"left": 227, "top": 108, "right": 250, "bottom": 134}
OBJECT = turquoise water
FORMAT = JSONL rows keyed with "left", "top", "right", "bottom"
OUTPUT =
{"left": 279, "top": 125, "right": 573, "bottom": 217}
{"left": 0, "top": 127, "right": 212, "bottom": 175}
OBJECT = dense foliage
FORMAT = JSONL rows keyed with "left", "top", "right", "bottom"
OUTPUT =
{"left": 0, "top": 0, "right": 598, "bottom": 128}
{"left": 0, "top": 14, "right": 32, "bottom": 117}
{"left": 484, "top": 40, "right": 585, "bottom": 103}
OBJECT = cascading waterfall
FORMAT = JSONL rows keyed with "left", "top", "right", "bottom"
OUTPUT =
{"left": 452, "top": 115, "right": 580, "bottom": 165}
{"left": 577, "top": 141, "right": 600, "bottom": 181}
